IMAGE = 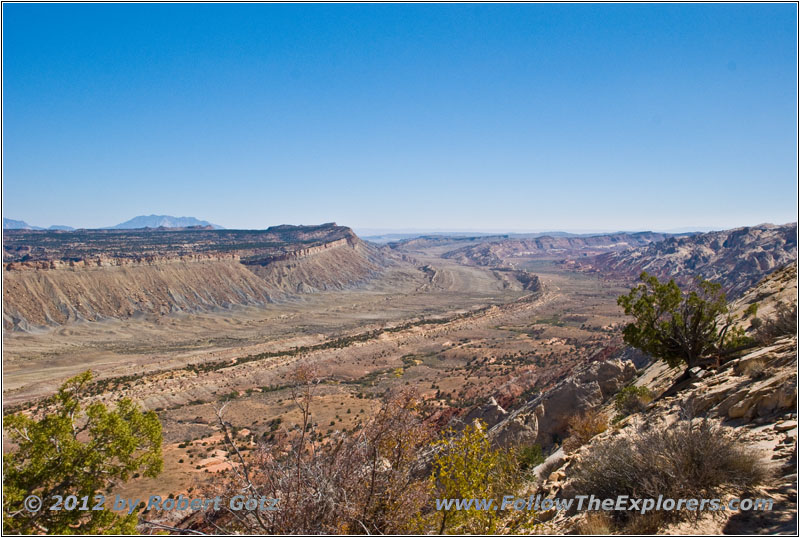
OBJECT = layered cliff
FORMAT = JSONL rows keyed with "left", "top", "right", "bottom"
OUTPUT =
{"left": 3, "top": 256, "right": 274, "bottom": 330}
{"left": 2, "top": 225, "right": 393, "bottom": 330}
{"left": 244, "top": 236, "right": 387, "bottom": 293}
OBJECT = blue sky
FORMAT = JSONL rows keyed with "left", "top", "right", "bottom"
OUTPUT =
{"left": 3, "top": 3, "right": 797, "bottom": 232}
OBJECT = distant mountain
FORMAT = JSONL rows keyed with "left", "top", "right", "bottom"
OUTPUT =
{"left": 3, "top": 219, "right": 75, "bottom": 231}
{"left": 3, "top": 218, "right": 44, "bottom": 230}
{"left": 109, "top": 215, "right": 223, "bottom": 230}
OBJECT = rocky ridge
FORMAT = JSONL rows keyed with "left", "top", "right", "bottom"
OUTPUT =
{"left": 529, "top": 335, "right": 797, "bottom": 534}
{"left": 486, "top": 357, "right": 638, "bottom": 449}
{"left": 572, "top": 223, "right": 797, "bottom": 298}
{"left": 2, "top": 225, "right": 396, "bottom": 330}
{"left": 441, "top": 232, "right": 680, "bottom": 267}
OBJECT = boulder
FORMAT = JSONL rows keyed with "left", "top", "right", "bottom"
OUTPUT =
{"left": 533, "top": 379, "right": 604, "bottom": 445}
{"left": 688, "top": 366, "right": 708, "bottom": 379}
{"left": 489, "top": 406, "right": 538, "bottom": 448}
{"left": 462, "top": 396, "right": 508, "bottom": 429}
{"left": 489, "top": 358, "right": 637, "bottom": 448}
{"left": 776, "top": 421, "right": 798, "bottom": 432}
{"left": 576, "top": 359, "right": 638, "bottom": 397}
{"left": 533, "top": 447, "right": 565, "bottom": 481}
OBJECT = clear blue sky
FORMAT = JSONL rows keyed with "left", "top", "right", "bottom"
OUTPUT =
{"left": 3, "top": 3, "right": 797, "bottom": 232}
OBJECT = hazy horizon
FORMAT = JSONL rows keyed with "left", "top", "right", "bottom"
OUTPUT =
{"left": 4, "top": 213, "right": 796, "bottom": 237}
{"left": 3, "top": 4, "right": 797, "bottom": 231}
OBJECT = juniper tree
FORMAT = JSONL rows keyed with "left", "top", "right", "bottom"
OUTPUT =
{"left": 3, "top": 371, "right": 162, "bottom": 534}
{"left": 617, "top": 272, "right": 747, "bottom": 369}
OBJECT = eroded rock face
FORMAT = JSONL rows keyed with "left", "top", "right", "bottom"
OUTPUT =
{"left": 2, "top": 225, "right": 395, "bottom": 330}
{"left": 462, "top": 396, "right": 508, "bottom": 428}
{"left": 489, "top": 358, "right": 637, "bottom": 448}
{"left": 442, "top": 232, "right": 676, "bottom": 267}
{"left": 489, "top": 405, "right": 539, "bottom": 448}
{"left": 576, "top": 359, "right": 637, "bottom": 398}
{"left": 574, "top": 223, "right": 797, "bottom": 298}
{"left": 536, "top": 336, "right": 798, "bottom": 533}
{"left": 728, "top": 263, "right": 798, "bottom": 333}
{"left": 684, "top": 338, "right": 798, "bottom": 421}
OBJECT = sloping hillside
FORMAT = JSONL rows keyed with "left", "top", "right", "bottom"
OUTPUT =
{"left": 478, "top": 265, "right": 798, "bottom": 534}
{"left": 3, "top": 255, "right": 274, "bottom": 330}
{"left": 2, "top": 225, "right": 395, "bottom": 330}
{"left": 729, "top": 263, "right": 798, "bottom": 330}
{"left": 244, "top": 237, "right": 387, "bottom": 293}
{"left": 572, "top": 223, "right": 797, "bottom": 297}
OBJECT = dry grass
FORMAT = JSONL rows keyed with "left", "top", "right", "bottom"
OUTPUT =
{"left": 574, "top": 512, "right": 615, "bottom": 534}
{"left": 755, "top": 301, "right": 798, "bottom": 345}
{"left": 562, "top": 408, "right": 608, "bottom": 453}
{"left": 742, "top": 358, "right": 768, "bottom": 380}
{"left": 570, "top": 416, "right": 768, "bottom": 531}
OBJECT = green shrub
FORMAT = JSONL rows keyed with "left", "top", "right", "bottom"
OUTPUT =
{"left": 425, "top": 422, "right": 534, "bottom": 534}
{"left": 614, "top": 385, "right": 653, "bottom": 418}
{"left": 518, "top": 444, "right": 545, "bottom": 471}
